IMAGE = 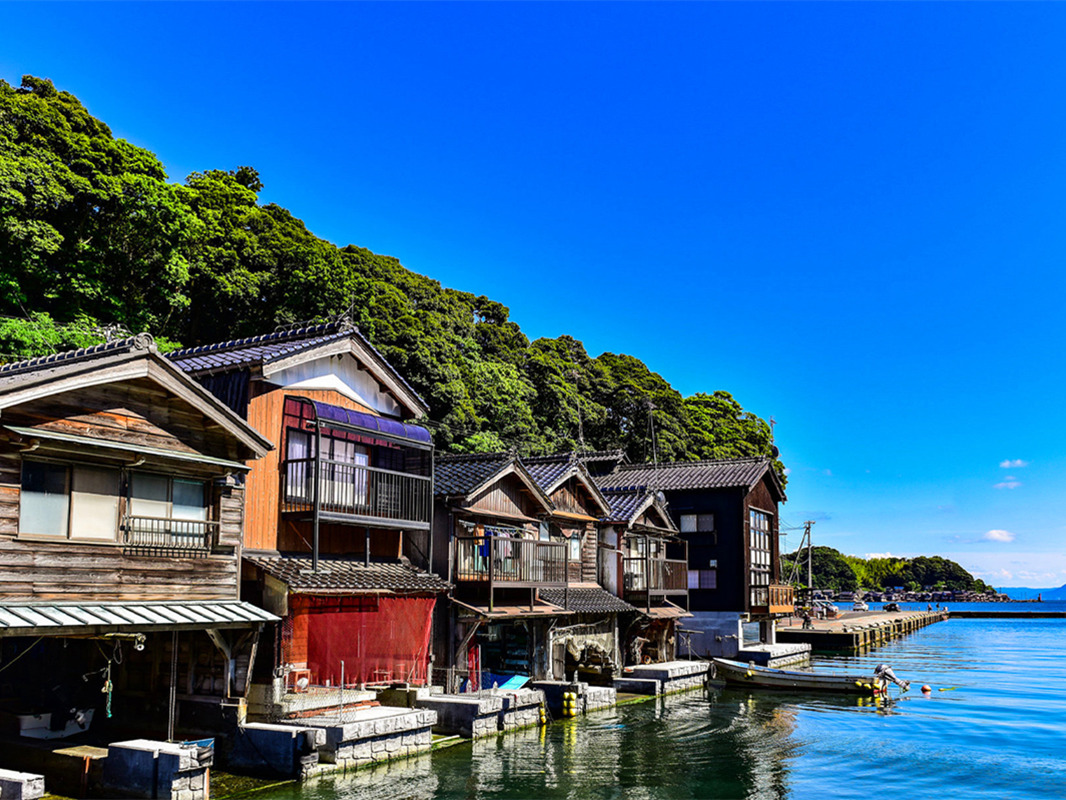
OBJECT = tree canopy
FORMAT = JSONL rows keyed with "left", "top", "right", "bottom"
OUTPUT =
{"left": 0, "top": 75, "right": 784, "bottom": 469}
{"left": 782, "top": 546, "right": 994, "bottom": 593}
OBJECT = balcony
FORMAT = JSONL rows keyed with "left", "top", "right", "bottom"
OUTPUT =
{"left": 121, "top": 515, "right": 219, "bottom": 553}
{"left": 454, "top": 536, "right": 568, "bottom": 589}
{"left": 622, "top": 556, "right": 689, "bottom": 598}
{"left": 281, "top": 457, "right": 432, "bottom": 530}
{"left": 750, "top": 583, "right": 795, "bottom": 616}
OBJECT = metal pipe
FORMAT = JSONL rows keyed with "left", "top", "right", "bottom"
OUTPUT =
{"left": 312, "top": 423, "right": 322, "bottom": 572}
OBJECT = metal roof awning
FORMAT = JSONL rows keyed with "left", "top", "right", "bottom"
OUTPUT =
{"left": 0, "top": 601, "right": 278, "bottom": 637}
{"left": 299, "top": 398, "right": 433, "bottom": 449}
{"left": 4, "top": 426, "right": 250, "bottom": 472}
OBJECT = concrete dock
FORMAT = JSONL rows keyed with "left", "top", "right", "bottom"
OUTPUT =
{"left": 776, "top": 609, "right": 946, "bottom": 651}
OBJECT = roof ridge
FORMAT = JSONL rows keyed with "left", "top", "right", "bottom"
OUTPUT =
{"left": 167, "top": 320, "right": 345, "bottom": 360}
{"left": 437, "top": 451, "right": 512, "bottom": 463}
{"left": 615, "top": 456, "right": 768, "bottom": 471}
{"left": 0, "top": 334, "right": 155, "bottom": 376}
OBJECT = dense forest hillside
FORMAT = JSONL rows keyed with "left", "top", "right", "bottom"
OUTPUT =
{"left": 783, "top": 546, "right": 995, "bottom": 594}
{"left": 0, "top": 75, "right": 780, "bottom": 466}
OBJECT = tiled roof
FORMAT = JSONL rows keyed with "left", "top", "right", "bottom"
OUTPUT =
{"left": 244, "top": 555, "right": 450, "bottom": 594}
{"left": 167, "top": 320, "right": 425, "bottom": 408}
{"left": 0, "top": 334, "right": 154, "bottom": 382}
{"left": 578, "top": 449, "right": 628, "bottom": 464}
{"left": 601, "top": 488, "right": 650, "bottom": 524}
{"left": 522, "top": 454, "right": 575, "bottom": 492}
{"left": 595, "top": 457, "right": 783, "bottom": 499}
{"left": 168, "top": 324, "right": 351, "bottom": 374}
{"left": 434, "top": 452, "right": 514, "bottom": 496}
{"left": 540, "top": 586, "right": 639, "bottom": 614}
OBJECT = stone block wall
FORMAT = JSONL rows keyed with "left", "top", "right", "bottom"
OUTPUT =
{"left": 0, "top": 769, "right": 45, "bottom": 800}
{"left": 314, "top": 708, "right": 436, "bottom": 770}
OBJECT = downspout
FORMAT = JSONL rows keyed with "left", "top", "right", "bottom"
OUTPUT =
{"left": 312, "top": 422, "right": 322, "bottom": 572}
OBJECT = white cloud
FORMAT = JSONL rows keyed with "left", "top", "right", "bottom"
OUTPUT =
{"left": 1000, "top": 459, "right": 1029, "bottom": 469}
{"left": 864, "top": 552, "right": 894, "bottom": 560}
{"left": 984, "top": 529, "right": 1016, "bottom": 543}
{"left": 993, "top": 481, "right": 1021, "bottom": 490}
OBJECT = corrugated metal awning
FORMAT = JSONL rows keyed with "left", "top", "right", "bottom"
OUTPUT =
{"left": 0, "top": 601, "right": 278, "bottom": 637}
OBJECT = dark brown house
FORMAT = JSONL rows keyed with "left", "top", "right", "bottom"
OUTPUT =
{"left": 596, "top": 457, "right": 791, "bottom": 657}
{"left": 0, "top": 335, "right": 275, "bottom": 743}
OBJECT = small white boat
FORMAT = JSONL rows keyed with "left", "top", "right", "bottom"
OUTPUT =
{"left": 711, "top": 658, "right": 898, "bottom": 695}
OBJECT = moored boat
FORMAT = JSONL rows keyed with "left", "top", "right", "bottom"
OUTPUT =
{"left": 711, "top": 658, "right": 900, "bottom": 694}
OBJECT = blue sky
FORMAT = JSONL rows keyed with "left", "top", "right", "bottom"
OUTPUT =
{"left": 4, "top": 2, "right": 1065, "bottom": 587}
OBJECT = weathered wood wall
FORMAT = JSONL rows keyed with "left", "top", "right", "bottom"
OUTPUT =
{"left": 0, "top": 536, "right": 239, "bottom": 602}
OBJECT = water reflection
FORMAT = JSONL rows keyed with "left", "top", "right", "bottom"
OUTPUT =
{"left": 254, "top": 618, "right": 1066, "bottom": 800}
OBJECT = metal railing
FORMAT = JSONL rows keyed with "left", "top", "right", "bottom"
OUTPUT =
{"left": 121, "top": 515, "right": 219, "bottom": 552}
{"left": 751, "top": 583, "right": 794, "bottom": 614}
{"left": 281, "top": 457, "right": 432, "bottom": 524}
{"left": 622, "top": 557, "right": 689, "bottom": 594}
{"left": 454, "top": 536, "right": 568, "bottom": 586}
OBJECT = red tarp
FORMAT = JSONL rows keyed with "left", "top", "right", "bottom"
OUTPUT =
{"left": 286, "top": 594, "right": 436, "bottom": 686}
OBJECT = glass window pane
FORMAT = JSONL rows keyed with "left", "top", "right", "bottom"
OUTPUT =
{"left": 20, "top": 462, "right": 69, "bottom": 536}
{"left": 697, "top": 513, "right": 715, "bottom": 532}
{"left": 71, "top": 466, "right": 120, "bottom": 539}
{"left": 131, "top": 473, "right": 169, "bottom": 518}
{"left": 680, "top": 514, "right": 697, "bottom": 533}
{"left": 172, "top": 479, "right": 207, "bottom": 521}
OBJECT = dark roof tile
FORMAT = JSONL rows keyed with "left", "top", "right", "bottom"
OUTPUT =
{"left": 244, "top": 554, "right": 450, "bottom": 594}
{"left": 596, "top": 457, "right": 783, "bottom": 499}
{"left": 540, "top": 587, "right": 639, "bottom": 614}
{"left": 434, "top": 452, "right": 513, "bottom": 496}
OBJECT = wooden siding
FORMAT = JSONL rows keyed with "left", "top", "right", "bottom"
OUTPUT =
{"left": 0, "top": 536, "right": 238, "bottom": 602}
{"left": 0, "top": 450, "right": 18, "bottom": 536}
{"left": 218, "top": 483, "right": 245, "bottom": 549}
{"left": 244, "top": 384, "right": 375, "bottom": 551}
{"left": 4, "top": 379, "right": 247, "bottom": 463}
{"left": 466, "top": 473, "right": 538, "bottom": 520}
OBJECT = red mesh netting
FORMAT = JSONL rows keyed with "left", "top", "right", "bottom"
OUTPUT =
{"left": 285, "top": 594, "right": 436, "bottom": 686}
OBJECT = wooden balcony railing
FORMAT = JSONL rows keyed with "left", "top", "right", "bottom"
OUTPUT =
{"left": 623, "top": 557, "right": 689, "bottom": 595}
{"left": 121, "top": 515, "right": 219, "bottom": 552}
{"left": 281, "top": 457, "right": 432, "bottom": 527}
{"left": 751, "top": 583, "right": 794, "bottom": 615}
{"left": 454, "top": 536, "right": 568, "bottom": 588}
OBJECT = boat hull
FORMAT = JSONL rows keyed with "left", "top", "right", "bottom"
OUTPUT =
{"left": 712, "top": 658, "right": 880, "bottom": 694}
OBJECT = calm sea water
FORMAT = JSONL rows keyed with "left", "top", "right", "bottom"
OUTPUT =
{"left": 255, "top": 605, "right": 1066, "bottom": 800}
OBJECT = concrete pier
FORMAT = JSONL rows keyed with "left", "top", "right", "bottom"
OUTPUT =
{"left": 776, "top": 610, "right": 946, "bottom": 651}
{"left": 615, "top": 660, "right": 708, "bottom": 696}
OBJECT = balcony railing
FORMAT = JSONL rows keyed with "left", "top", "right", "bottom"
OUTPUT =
{"left": 121, "top": 515, "right": 219, "bottom": 552}
{"left": 281, "top": 457, "right": 432, "bottom": 527}
{"left": 454, "top": 536, "right": 568, "bottom": 588}
{"left": 750, "top": 583, "right": 795, "bottom": 615}
{"left": 622, "top": 557, "right": 689, "bottom": 595}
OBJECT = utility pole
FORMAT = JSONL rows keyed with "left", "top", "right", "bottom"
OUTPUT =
{"left": 805, "top": 520, "right": 815, "bottom": 595}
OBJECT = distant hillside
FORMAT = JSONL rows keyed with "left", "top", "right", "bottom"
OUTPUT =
{"left": 783, "top": 546, "right": 994, "bottom": 594}
{"left": 0, "top": 75, "right": 784, "bottom": 471}
{"left": 999, "top": 585, "right": 1066, "bottom": 601}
